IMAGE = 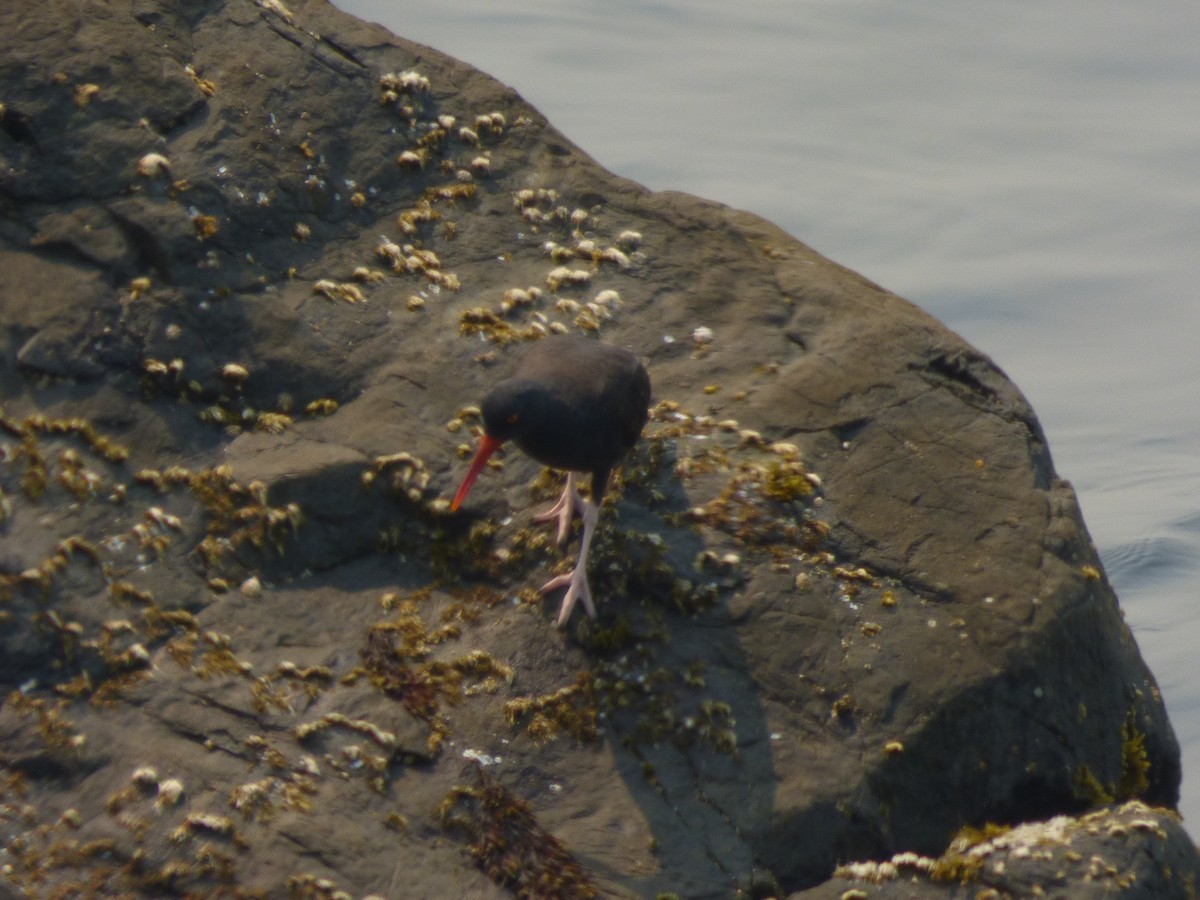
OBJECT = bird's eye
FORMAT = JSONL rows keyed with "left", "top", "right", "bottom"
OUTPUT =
{"left": 506, "top": 413, "right": 519, "bottom": 424}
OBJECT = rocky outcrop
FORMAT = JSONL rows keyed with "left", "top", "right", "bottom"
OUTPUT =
{"left": 0, "top": 1, "right": 1192, "bottom": 897}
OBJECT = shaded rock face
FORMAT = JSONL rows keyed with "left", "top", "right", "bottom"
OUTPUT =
{"left": 0, "top": 1, "right": 1190, "bottom": 898}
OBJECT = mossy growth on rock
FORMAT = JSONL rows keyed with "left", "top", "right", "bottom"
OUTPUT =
{"left": 1072, "top": 708, "right": 1154, "bottom": 807}
{"left": 504, "top": 671, "right": 599, "bottom": 745}
{"left": 439, "top": 764, "right": 597, "bottom": 899}
{"left": 1118, "top": 709, "right": 1151, "bottom": 800}
{"left": 347, "top": 588, "right": 514, "bottom": 755}
{"left": 505, "top": 637, "right": 739, "bottom": 760}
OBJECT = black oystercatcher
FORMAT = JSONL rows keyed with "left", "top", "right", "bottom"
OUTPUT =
{"left": 451, "top": 335, "right": 651, "bottom": 626}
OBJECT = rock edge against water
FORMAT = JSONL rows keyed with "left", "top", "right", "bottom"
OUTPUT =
{"left": 0, "top": 1, "right": 1193, "bottom": 897}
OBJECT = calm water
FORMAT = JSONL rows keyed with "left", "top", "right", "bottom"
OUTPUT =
{"left": 337, "top": 0, "right": 1200, "bottom": 833}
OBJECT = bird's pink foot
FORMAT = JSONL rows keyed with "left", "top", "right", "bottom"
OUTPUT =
{"left": 532, "top": 472, "right": 586, "bottom": 545}
{"left": 540, "top": 497, "right": 600, "bottom": 627}
{"left": 541, "top": 566, "right": 595, "bottom": 627}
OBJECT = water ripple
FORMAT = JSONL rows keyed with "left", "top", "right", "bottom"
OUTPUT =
{"left": 1101, "top": 535, "right": 1200, "bottom": 592}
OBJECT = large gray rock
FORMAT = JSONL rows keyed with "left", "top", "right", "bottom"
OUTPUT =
{"left": 0, "top": 1, "right": 1191, "bottom": 897}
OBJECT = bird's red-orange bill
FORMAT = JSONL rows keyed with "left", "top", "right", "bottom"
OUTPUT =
{"left": 451, "top": 434, "right": 503, "bottom": 511}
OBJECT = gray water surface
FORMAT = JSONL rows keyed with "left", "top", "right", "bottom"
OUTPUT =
{"left": 337, "top": 0, "right": 1200, "bottom": 834}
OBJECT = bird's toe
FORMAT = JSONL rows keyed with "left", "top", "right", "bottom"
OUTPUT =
{"left": 541, "top": 569, "right": 595, "bottom": 627}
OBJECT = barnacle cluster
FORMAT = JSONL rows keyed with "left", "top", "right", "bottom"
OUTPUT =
{"left": 0, "top": 761, "right": 251, "bottom": 894}
{"left": 0, "top": 407, "right": 312, "bottom": 730}
{"left": 454, "top": 189, "right": 641, "bottom": 346}
{"left": 136, "top": 465, "right": 304, "bottom": 569}
{"left": 139, "top": 351, "right": 335, "bottom": 438}
{"left": 835, "top": 801, "right": 1177, "bottom": 893}
{"left": 0, "top": 415, "right": 198, "bottom": 690}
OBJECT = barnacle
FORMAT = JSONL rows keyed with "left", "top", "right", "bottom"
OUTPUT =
{"left": 136, "top": 153, "right": 170, "bottom": 177}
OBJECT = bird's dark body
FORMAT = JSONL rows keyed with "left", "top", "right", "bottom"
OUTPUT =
{"left": 481, "top": 336, "right": 650, "bottom": 498}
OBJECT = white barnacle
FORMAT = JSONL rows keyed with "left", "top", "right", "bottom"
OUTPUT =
{"left": 376, "top": 238, "right": 403, "bottom": 267}
{"left": 146, "top": 506, "right": 183, "bottom": 531}
{"left": 593, "top": 289, "right": 622, "bottom": 309}
{"left": 513, "top": 188, "right": 536, "bottom": 206}
{"left": 136, "top": 152, "right": 170, "bottom": 178}
{"left": 399, "top": 69, "right": 429, "bottom": 91}
{"left": 431, "top": 270, "right": 460, "bottom": 291}
{"left": 499, "top": 287, "right": 530, "bottom": 313}
{"left": 396, "top": 149, "right": 424, "bottom": 169}
{"left": 470, "top": 155, "right": 491, "bottom": 174}
{"left": 131, "top": 766, "right": 159, "bottom": 788}
{"left": 437, "top": 114, "right": 456, "bottom": 129}
{"left": 475, "top": 111, "right": 506, "bottom": 134}
{"left": 550, "top": 245, "right": 574, "bottom": 263}
{"left": 222, "top": 363, "right": 249, "bottom": 383}
{"left": 352, "top": 266, "right": 386, "bottom": 283}
{"left": 544, "top": 266, "right": 571, "bottom": 290}
{"left": 545, "top": 265, "right": 592, "bottom": 292}
{"left": 410, "top": 248, "right": 441, "bottom": 269}
{"left": 692, "top": 325, "right": 714, "bottom": 345}
{"left": 457, "top": 126, "right": 479, "bottom": 145}
{"left": 600, "top": 246, "right": 631, "bottom": 268}
{"left": 337, "top": 282, "right": 366, "bottom": 303}
{"left": 738, "top": 429, "right": 766, "bottom": 448}
{"left": 155, "top": 778, "right": 185, "bottom": 811}
{"left": 122, "top": 643, "right": 151, "bottom": 667}
{"left": 616, "top": 230, "right": 642, "bottom": 249}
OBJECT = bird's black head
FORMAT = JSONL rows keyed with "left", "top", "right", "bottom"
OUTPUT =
{"left": 480, "top": 377, "right": 550, "bottom": 444}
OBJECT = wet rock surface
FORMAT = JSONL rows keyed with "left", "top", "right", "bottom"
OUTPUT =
{"left": 0, "top": 1, "right": 1194, "bottom": 897}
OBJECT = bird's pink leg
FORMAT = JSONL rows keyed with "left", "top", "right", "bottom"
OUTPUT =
{"left": 532, "top": 472, "right": 586, "bottom": 545}
{"left": 541, "top": 498, "right": 599, "bottom": 627}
